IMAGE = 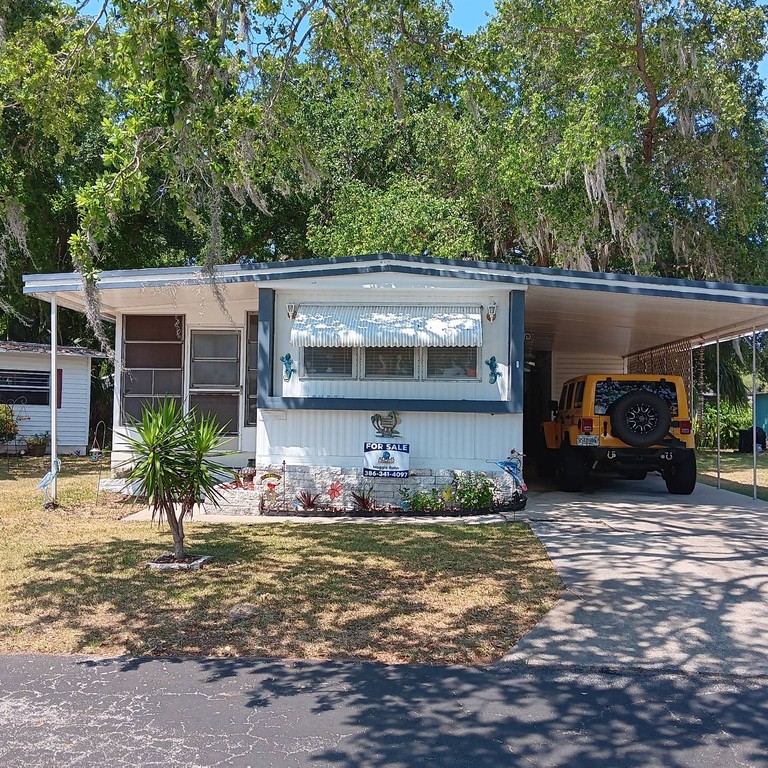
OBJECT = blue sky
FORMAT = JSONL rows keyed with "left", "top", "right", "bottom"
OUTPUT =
{"left": 449, "top": 0, "right": 497, "bottom": 33}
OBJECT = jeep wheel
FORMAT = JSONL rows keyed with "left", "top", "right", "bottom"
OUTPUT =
{"left": 558, "top": 448, "right": 586, "bottom": 492}
{"left": 609, "top": 391, "right": 671, "bottom": 448}
{"left": 664, "top": 452, "right": 697, "bottom": 495}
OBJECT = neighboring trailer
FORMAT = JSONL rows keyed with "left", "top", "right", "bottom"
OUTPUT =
{"left": 0, "top": 342, "right": 99, "bottom": 455}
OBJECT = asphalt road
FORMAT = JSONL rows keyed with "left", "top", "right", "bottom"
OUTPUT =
{"left": 1, "top": 654, "right": 767, "bottom": 768}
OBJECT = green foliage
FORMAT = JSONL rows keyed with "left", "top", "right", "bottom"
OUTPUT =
{"left": 400, "top": 486, "right": 445, "bottom": 514}
{"left": 123, "top": 397, "right": 232, "bottom": 558}
{"left": 400, "top": 473, "right": 497, "bottom": 513}
{"left": 307, "top": 177, "right": 483, "bottom": 259}
{"left": 451, "top": 471, "right": 495, "bottom": 511}
{"left": 351, "top": 486, "right": 376, "bottom": 513}
{"left": 1, "top": 0, "right": 767, "bottom": 349}
{"left": 22, "top": 432, "right": 50, "bottom": 447}
{"left": 695, "top": 402, "right": 753, "bottom": 449}
{"left": 0, "top": 404, "right": 19, "bottom": 444}
{"left": 485, "top": 0, "right": 768, "bottom": 278}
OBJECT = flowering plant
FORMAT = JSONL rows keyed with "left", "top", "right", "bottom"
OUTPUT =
{"left": 0, "top": 404, "right": 19, "bottom": 444}
{"left": 451, "top": 471, "right": 495, "bottom": 511}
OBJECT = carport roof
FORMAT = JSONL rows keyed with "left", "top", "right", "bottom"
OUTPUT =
{"left": 22, "top": 254, "right": 768, "bottom": 359}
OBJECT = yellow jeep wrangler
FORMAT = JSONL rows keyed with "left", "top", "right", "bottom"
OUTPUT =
{"left": 540, "top": 373, "right": 696, "bottom": 494}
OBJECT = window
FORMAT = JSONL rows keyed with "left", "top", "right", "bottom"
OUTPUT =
{"left": 594, "top": 379, "right": 680, "bottom": 417}
{"left": 190, "top": 332, "right": 239, "bottom": 388}
{"left": 364, "top": 348, "right": 415, "bottom": 379}
{"left": 426, "top": 347, "right": 478, "bottom": 380}
{"left": 302, "top": 347, "right": 353, "bottom": 379}
{"left": 122, "top": 315, "right": 184, "bottom": 422}
{"left": 565, "top": 383, "right": 575, "bottom": 409}
{"left": 245, "top": 313, "right": 258, "bottom": 426}
{"left": 0, "top": 370, "right": 50, "bottom": 406}
{"left": 573, "top": 381, "right": 585, "bottom": 409}
{"left": 299, "top": 346, "right": 481, "bottom": 381}
{"left": 189, "top": 330, "right": 240, "bottom": 435}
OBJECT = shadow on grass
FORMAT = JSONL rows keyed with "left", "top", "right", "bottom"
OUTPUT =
{"left": 9, "top": 523, "right": 561, "bottom": 663}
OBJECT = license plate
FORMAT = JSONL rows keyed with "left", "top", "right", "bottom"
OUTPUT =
{"left": 577, "top": 435, "right": 600, "bottom": 447}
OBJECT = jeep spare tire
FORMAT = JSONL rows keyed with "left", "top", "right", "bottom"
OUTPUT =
{"left": 609, "top": 391, "right": 671, "bottom": 447}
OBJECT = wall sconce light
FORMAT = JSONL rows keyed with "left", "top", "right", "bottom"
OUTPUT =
{"left": 286, "top": 303, "right": 297, "bottom": 320}
{"left": 486, "top": 300, "right": 498, "bottom": 323}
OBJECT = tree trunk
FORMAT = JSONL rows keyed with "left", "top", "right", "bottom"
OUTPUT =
{"left": 167, "top": 512, "right": 185, "bottom": 560}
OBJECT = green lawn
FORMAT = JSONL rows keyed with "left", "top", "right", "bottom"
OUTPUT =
{"left": 697, "top": 448, "right": 768, "bottom": 502}
{"left": 0, "top": 456, "right": 562, "bottom": 664}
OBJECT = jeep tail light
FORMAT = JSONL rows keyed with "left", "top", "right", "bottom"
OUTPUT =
{"left": 679, "top": 419, "right": 692, "bottom": 435}
{"left": 582, "top": 418, "right": 594, "bottom": 434}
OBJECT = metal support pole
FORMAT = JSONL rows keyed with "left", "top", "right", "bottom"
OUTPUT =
{"left": 716, "top": 338, "right": 721, "bottom": 490}
{"left": 753, "top": 328, "right": 758, "bottom": 500}
{"left": 50, "top": 295, "right": 58, "bottom": 502}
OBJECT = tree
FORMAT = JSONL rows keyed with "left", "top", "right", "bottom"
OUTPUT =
{"left": 483, "top": 0, "right": 768, "bottom": 279}
{"left": 124, "top": 398, "right": 232, "bottom": 560}
{"left": 1, "top": 0, "right": 767, "bottom": 353}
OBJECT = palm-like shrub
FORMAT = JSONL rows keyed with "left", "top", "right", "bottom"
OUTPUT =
{"left": 124, "top": 398, "right": 232, "bottom": 560}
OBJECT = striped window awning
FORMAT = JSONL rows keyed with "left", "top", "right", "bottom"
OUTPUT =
{"left": 290, "top": 305, "right": 484, "bottom": 348}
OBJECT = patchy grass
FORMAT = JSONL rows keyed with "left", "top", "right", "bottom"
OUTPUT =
{"left": 697, "top": 448, "right": 768, "bottom": 502}
{"left": 0, "top": 456, "right": 562, "bottom": 664}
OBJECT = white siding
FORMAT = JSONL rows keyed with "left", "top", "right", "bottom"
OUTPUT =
{"left": 551, "top": 353, "right": 625, "bottom": 399}
{"left": 0, "top": 352, "right": 92, "bottom": 453}
{"left": 256, "top": 409, "right": 523, "bottom": 472}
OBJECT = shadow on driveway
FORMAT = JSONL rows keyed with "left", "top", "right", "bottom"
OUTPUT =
{"left": 510, "top": 474, "right": 768, "bottom": 674}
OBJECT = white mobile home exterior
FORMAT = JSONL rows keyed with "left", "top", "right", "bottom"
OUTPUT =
{"left": 22, "top": 254, "right": 768, "bottom": 501}
{"left": 111, "top": 269, "right": 525, "bottom": 474}
{"left": 0, "top": 342, "right": 98, "bottom": 455}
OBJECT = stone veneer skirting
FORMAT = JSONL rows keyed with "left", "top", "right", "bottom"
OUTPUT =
{"left": 100, "top": 464, "right": 525, "bottom": 516}
{"left": 214, "top": 464, "right": 524, "bottom": 515}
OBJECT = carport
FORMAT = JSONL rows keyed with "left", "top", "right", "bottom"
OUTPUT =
{"left": 512, "top": 266, "right": 768, "bottom": 497}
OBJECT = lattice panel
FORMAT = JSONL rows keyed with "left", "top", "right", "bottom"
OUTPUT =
{"left": 626, "top": 339, "right": 693, "bottom": 408}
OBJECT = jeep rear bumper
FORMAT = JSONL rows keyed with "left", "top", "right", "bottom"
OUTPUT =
{"left": 579, "top": 446, "right": 693, "bottom": 473}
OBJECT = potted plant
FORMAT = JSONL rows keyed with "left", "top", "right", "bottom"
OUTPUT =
{"left": 23, "top": 432, "right": 50, "bottom": 457}
{"left": 0, "top": 404, "right": 19, "bottom": 446}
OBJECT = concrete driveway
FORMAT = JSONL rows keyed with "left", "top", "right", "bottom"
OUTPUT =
{"left": 505, "top": 476, "right": 768, "bottom": 677}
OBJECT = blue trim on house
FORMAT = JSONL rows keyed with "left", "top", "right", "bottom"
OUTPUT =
{"left": 509, "top": 291, "right": 525, "bottom": 412}
{"left": 257, "top": 289, "right": 275, "bottom": 403}
{"left": 258, "top": 396, "right": 520, "bottom": 415}
{"left": 501, "top": 275, "right": 768, "bottom": 306}
{"left": 255, "top": 286, "right": 520, "bottom": 414}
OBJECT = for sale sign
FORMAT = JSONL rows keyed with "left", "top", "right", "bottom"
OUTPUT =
{"left": 363, "top": 442, "right": 410, "bottom": 478}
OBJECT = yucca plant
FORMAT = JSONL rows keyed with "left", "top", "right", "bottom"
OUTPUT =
{"left": 123, "top": 398, "right": 232, "bottom": 560}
